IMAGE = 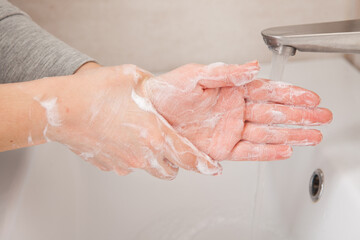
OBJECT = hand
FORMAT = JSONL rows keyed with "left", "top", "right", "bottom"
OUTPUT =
{"left": 36, "top": 65, "right": 221, "bottom": 180}
{"left": 144, "top": 62, "right": 333, "bottom": 161}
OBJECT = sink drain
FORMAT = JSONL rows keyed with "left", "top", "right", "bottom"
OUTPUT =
{"left": 309, "top": 169, "right": 324, "bottom": 202}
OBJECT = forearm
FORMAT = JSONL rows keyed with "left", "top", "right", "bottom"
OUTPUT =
{"left": 0, "top": 62, "right": 101, "bottom": 152}
{"left": 0, "top": 80, "right": 49, "bottom": 151}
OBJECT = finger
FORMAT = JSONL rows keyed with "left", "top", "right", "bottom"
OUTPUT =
{"left": 88, "top": 156, "right": 113, "bottom": 171}
{"left": 162, "top": 122, "right": 223, "bottom": 176}
{"left": 95, "top": 143, "right": 136, "bottom": 173}
{"left": 245, "top": 102, "right": 333, "bottom": 125}
{"left": 71, "top": 148, "right": 113, "bottom": 171}
{"left": 105, "top": 141, "right": 176, "bottom": 179}
{"left": 198, "top": 61, "right": 260, "bottom": 88}
{"left": 114, "top": 166, "right": 132, "bottom": 176}
{"left": 141, "top": 146, "right": 179, "bottom": 180}
{"left": 244, "top": 79, "right": 320, "bottom": 107}
{"left": 242, "top": 123, "right": 323, "bottom": 146}
{"left": 145, "top": 157, "right": 179, "bottom": 180}
{"left": 109, "top": 154, "right": 133, "bottom": 176}
{"left": 230, "top": 141, "right": 292, "bottom": 161}
{"left": 96, "top": 155, "right": 115, "bottom": 171}
{"left": 144, "top": 164, "right": 178, "bottom": 181}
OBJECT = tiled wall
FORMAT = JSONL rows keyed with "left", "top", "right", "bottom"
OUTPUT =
{"left": 10, "top": 0, "right": 360, "bottom": 72}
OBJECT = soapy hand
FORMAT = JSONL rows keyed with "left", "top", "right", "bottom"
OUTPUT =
{"left": 40, "top": 65, "right": 222, "bottom": 180}
{"left": 145, "top": 62, "right": 332, "bottom": 161}
{"left": 31, "top": 61, "right": 332, "bottom": 180}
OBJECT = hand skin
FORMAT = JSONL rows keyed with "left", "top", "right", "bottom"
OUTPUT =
{"left": 0, "top": 62, "right": 222, "bottom": 180}
{"left": 145, "top": 62, "right": 333, "bottom": 161}
{"left": 0, "top": 61, "right": 333, "bottom": 180}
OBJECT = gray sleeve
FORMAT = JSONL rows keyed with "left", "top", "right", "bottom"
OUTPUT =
{"left": 0, "top": 0, "right": 95, "bottom": 83}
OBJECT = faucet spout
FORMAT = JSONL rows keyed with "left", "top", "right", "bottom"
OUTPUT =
{"left": 261, "top": 19, "right": 360, "bottom": 55}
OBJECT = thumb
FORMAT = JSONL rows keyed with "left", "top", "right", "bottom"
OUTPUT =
{"left": 160, "top": 120, "right": 223, "bottom": 176}
{"left": 198, "top": 61, "right": 260, "bottom": 88}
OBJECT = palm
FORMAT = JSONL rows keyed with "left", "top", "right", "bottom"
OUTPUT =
{"left": 145, "top": 62, "right": 332, "bottom": 161}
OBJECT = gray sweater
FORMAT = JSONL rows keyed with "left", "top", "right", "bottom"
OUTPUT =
{"left": 0, "top": 0, "right": 94, "bottom": 83}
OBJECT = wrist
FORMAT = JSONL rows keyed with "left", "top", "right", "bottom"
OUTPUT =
{"left": 18, "top": 75, "right": 76, "bottom": 144}
{"left": 0, "top": 79, "right": 57, "bottom": 150}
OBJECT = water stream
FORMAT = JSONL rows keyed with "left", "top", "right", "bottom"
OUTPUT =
{"left": 250, "top": 50, "right": 291, "bottom": 239}
{"left": 270, "top": 51, "right": 292, "bottom": 82}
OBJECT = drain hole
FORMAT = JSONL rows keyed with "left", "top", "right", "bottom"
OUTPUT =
{"left": 311, "top": 174, "right": 320, "bottom": 196}
{"left": 309, "top": 169, "right": 324, "bottom": 202}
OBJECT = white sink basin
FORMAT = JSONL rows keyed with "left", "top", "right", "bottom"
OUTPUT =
{"left": 1, "top": 58, "right": 360, "bottom": 240}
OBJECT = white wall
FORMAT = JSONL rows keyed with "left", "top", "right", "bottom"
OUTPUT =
{"left": 10, "top": 0, "right": 360, "bottom": 72}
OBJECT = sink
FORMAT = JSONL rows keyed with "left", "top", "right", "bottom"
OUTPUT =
{"left": 1, "top": 57, "right": 360, "bottom": 240}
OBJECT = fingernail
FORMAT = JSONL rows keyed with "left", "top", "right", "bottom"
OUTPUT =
{"left": 317, "top": 108, "right": 333, "bottom": 124}
{"left": 196, "top": 158, "right": 223, "bottom": 175}
{"left": 212, "top": 167, "right": 223, "bottom": 176}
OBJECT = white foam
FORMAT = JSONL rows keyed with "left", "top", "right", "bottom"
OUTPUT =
{"left": 131, "top": 89, "right": 157, "bottom": 113}
{"left": 142, "top": 146, "right": 174, "bottom": 179}
{"left": 34, "top": 97, "right": 62, "bottom": 127}
{"left": 27, "top": 133, "right": 33, "bottom": 145}
{"left": 196, "top": 160, "right": 222, "bottom": 175}
{"left": 43, "top": 125, "right": 51, "bottom": 142}
{"left": 123, "top": 65, "right": 141, "bottom": 83}
{"left": 270, "top": 110, "right": 286, "bottom": 122}
{"left": 79, "top": 152, "right": 94, "bottom": 161}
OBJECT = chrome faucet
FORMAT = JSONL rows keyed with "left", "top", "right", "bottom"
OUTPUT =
{"left": 261, "top": 19, "right": 360, "bottom": 56}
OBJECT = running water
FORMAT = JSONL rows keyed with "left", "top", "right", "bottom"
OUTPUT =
{"left": 250, "top": 50, "right": 291, "bottom": 240}
{"left": 270, "top": 50, "right": 291, "bottom": 82}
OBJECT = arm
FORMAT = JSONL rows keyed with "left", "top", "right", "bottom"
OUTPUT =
{"left": 0, "top": 61, "right": 333, "bottom": 179}
{"left": 0, "top": 76, "right": 56, "bottom": 151}
{"left": 0, "top": 62, "right": 100, "bottom": 151}
{"left": 0, "top": 65, "right": 221, "bottom": 180}
{"left": 0, "top": 0, "right": 100, "bottom": 148}
{"left": 0, "top": 1, "right": 221, "bottom": 179}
